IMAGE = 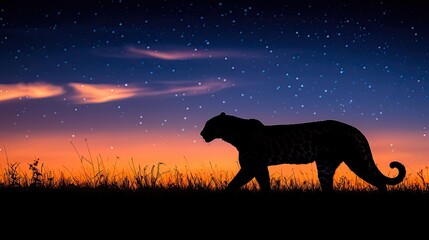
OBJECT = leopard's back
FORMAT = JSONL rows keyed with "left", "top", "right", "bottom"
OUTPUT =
{"left": 258, "top": 120, "right": 365, "bottom": 165}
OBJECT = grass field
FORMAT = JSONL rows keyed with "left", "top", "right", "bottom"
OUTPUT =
{"left": 1, "top": 156, "right": 428, "bottom": 199}
{"left": 1, "top": 156, "right": 428, "bottom": 192}
{"left": 1, "top": 157, "right": 427, "bottom": 234}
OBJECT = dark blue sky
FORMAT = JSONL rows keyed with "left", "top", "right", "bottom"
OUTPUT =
{"left": 1, "top": 0, "right": 428, "bottom": 140}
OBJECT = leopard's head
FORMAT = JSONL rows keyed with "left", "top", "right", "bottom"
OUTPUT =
{"left": 201, "top": 112, "right": 263, "bottom": 144}
{"left": 200, "top": 112, "right": 229, "bottom": 143}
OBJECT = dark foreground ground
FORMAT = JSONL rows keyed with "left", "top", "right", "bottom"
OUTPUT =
{"left": 1, "top": 188, "right": 427, "bottom": 237}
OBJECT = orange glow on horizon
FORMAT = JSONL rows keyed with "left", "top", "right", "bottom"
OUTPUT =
{"left": 0, "top": 129, "right": 427, "bottom": 185}
{"left": 0, "top": 130, "right": 239, "bottom": 177}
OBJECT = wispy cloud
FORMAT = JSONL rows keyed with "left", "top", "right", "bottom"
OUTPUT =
{"left": 0, "top": 82, "right": 65, "bottom": 102}
{"left": 147, "top": 80, "right": 231, "bottom": 96}
{"left": 127, "top": 46, "right": 248, "bottom": 60}
{"left": 98, "top": 45, "right": 260, "bottom": 60}
{"left": 68, "top": 83, "right": 141, "bottom": 104}
{"left": 0, "top": 80, "right": 232, "bottom": 104}
{"left": 69, "top": 79, "right": 232, "bottom": 104}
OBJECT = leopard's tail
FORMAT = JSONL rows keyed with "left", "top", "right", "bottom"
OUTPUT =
{"left": 384, "top": 161, "right": 406, "bottom": 185}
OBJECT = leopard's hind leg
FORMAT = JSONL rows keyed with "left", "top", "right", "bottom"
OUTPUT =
{"left": 344, "top": 155, "right": 388, "bottom": 192}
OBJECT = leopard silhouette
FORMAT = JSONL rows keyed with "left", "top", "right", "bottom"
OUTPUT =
{"left": 200, "top": 112, "right": 406, "bottom": 192}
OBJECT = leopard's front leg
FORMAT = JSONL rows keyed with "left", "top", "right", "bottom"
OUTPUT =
{"left": 225, "top": 168, "right": 255, "bottom": 192}
{"left": 225, "top": 151, "right": 270, "bottom": 192}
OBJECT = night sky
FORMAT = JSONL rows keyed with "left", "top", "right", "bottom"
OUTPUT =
{"left": 0, "top": 0, "right": 428, "bottom": 177}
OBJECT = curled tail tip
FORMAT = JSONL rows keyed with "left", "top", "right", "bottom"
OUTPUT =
{"left": 389, "top": 161, "right": 405, "bottom": 170}
{"left": 389, "top": 161, "right": 406, "bottom": 182}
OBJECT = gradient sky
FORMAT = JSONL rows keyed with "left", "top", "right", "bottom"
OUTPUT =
{"left": 0, "top": 0, "right": 428, "bottom": 181}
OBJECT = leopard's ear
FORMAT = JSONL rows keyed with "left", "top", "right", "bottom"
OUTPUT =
{"left": 220, "top": 112, "right": 226, "bottom": 116}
